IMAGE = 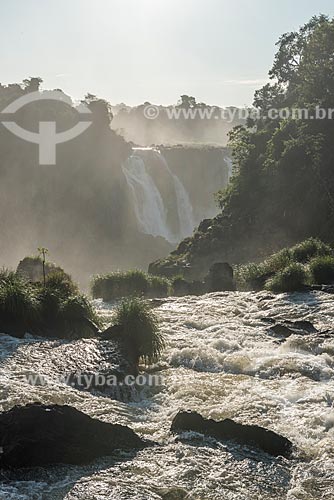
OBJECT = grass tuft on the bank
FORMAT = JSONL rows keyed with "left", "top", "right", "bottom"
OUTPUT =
{"left": 113, "top": 297, "right": 165, "bottom": 365}
{"left": 264, "top": 263, "right": 309, "bottom": 293}
{"left": 91, "top": 270, "right": 170, "bottom": 301}
{"left": 309, "top": 255, "right": 334, "bottom": 285}
{"left": 0, "top": 268, "right": 100, "bottom": 338}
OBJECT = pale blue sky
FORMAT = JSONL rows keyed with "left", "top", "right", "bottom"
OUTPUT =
{"left": 1, "top": 0, "right": 334, "bottom": 106}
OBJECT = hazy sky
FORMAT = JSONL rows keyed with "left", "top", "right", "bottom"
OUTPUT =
{"left": 2, "top": 0, "right": 334, "bottom": 106}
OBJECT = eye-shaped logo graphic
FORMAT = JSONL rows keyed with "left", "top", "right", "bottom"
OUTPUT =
{"left": 0, "top": 91, "right": 92, "bottom": 165}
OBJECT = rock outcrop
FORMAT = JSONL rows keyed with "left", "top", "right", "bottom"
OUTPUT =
{"left": 171, "top": 411, "right": 293, "bottom": 458}
{"left": 0, "top": 403, "right": 146, "bottom": 467}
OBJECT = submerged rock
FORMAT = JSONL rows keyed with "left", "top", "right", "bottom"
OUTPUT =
{"left": 266, "top": 319, "right": 318, "bottom": 340}
{"left": 0, "top": 403, "right": 146, "bottom": 468}
{"left": 171, "top": 411, "right": 293, "bottom": 458}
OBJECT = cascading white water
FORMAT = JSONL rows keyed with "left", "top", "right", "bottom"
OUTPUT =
{"left": 224, "top": 156, "right": 233, "bottom": 180}
{"left": 122, "top": 154, "right": 173, "bottom": 242}
{"left": 154, "top": 150, "right": 195, "bottom": 241}
{"left": 123, "top": 148, "right": 195, "bottom": 244}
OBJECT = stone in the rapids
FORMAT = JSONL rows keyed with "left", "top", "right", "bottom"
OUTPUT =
{"left": 204, "top": 262, "right": 236, "bottom": 292}
{"left": 171, "top": 411, "right": 293, "bottom": 458}
{"left": 0, "top": 403, "right": 146, "bottom": 468}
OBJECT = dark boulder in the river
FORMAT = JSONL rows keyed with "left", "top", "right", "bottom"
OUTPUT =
{"left": 265, "top": 319, "right": 318, "bottom": 340}
{"left": 171, "top": 411, "right": 293, "bottom": 458}
{"left": 0, "top": 403, "right": 146, "bottom": 468}
{"left": 204, "top": 262, "right": 236, "bottom": 292}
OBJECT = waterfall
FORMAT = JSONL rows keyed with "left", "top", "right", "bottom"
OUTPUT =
{"left": 157, "top": 151, "right": 195, "bottom": 240}
{"left": 122, "top": 154, "right": 173, "bottom": 242}
{"left": 224, "top": 156, "right": 233, "bottom": 180}
{"left": 123, "top": 148, "right": 195, "bottom": 244}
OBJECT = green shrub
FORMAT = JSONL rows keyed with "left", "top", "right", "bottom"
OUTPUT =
{"left": 309, "top": 255, "right": 334, "bottom": 284}
{"left": 235, "top": 262, "right": 269, "bottom": 290}
{"left": 45, "top": 270, "right": 79, "bottom": 298}
{"left": 0, "top": 267, "right": 99, "bottom": 339}
{"left": 290, "top": 238, "right": 332, "bottom": 263}
{"left": 59, "top": 295, "right": 101, "bottom": 337}
{"left": 0, "top": 272, "right": 41, "bottom": 334}
{"left": 236, "top": 240, "right": 333, "bottom": 290}
{"left": 113, "top": 297, "right": 165, "bottom": 365}
{"left": 91, "top": 270, "right": 170, "bottom": 300}
{"left": 265, "top": 263, "right": 309, "bottom": 292}
{"left": 91, "top": 270, "right": 148, "bottom": 301}
{"left": 147, "top": 275, "right": 170, "bottom": 297}
{"left": 235, "top": 248, "right": 292, "bottom": 290}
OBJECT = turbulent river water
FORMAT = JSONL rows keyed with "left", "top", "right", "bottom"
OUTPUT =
{"left": 0, "top": 290, "right": 334, "bottom": 499}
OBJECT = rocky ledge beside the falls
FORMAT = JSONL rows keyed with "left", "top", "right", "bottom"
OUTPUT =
{"left": 0, "top": 403, "right": 147, "bottom": 468}
{"left": 171, "top": 411, "right": 293, "bottom": 458}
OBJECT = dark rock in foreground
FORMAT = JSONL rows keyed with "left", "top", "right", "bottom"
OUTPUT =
{"left": 171, "top": 411, "right": 293, "bottom": 458}
{"left": 0, "top": 403, "right": 146, "bottom": 468}
{"left": 268, "top": 320, "right": 318, "bottom": 339}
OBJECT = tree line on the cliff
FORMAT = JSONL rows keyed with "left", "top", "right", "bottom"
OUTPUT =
{"left": 111, "top": 94, "right": 246, "bottom": 146}
{"left": 152, "top": 15, "right": 334, "bottom": 277}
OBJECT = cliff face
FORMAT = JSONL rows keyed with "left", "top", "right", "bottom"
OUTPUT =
{"left": 160, "top": 146, "right": 230, "bottom": 226}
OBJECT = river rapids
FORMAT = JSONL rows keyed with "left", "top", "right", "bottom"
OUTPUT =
{"left": 0, "top": 290, "right": 333, "bottom": 499}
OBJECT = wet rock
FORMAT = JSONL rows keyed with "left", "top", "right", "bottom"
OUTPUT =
{"left": 172, "top": 277, "right": 190, "bottom": 296}
{"left": 308, "top": 284, "right": 334, "bottom": 294}
{"left": 171, "top": 411, "right": 293, "bottom": 458}
{"left": 267, "top": 320, "right": 318, "bottom": 339}
{"left": 0, "top": 403, "right": 146, "bottom": 468}
{"left": 204, "top": 262, "right": 236, "bottom": 292}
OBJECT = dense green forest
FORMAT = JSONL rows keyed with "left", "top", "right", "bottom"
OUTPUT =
{"left": 151, "top": 15, "right": 334, "bottom": 279}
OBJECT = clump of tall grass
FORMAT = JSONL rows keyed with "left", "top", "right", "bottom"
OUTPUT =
{"left": 0, "top": 268, "right": 100, "bottom": 339}
{"left": 91, "top": 270, "right": 170, "bottom": 301}
{"left": 264, "top": 263, "right": 310, "bottom": 292}
{"left": 112, "top": 297, "right": 165, "bottom": 365}
{"left": 235, "top": 248, "right": 292, "bottom": 290}
{"left": 290, "top": 238, "right": 332, "bottom": 263}
{"left": 0, "top": 270, "right": 41, "bottom": 336}
{"left": 308, "top": 255, "right": 334, "bottom": 284}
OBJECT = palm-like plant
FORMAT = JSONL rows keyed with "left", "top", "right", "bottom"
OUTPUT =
{"left": 113, "top": 297, "right": 165, "bottom": 365}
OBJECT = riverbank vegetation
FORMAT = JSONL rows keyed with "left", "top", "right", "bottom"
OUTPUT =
{"left": 150, "top": 15, "right": 334, "bottom": 281}
{"left": 91, "top": 270, "right": 170, "bottom": 300}
{"left": 235, "top": 238, "right": 334, "bottom": 292}
{"left": 0, "top": 267, "right": 100, "bottom": 339}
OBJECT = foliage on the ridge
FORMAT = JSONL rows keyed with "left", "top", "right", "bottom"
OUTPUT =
{"left": 151, "top": 16, "right": 334, "bottom": 277}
